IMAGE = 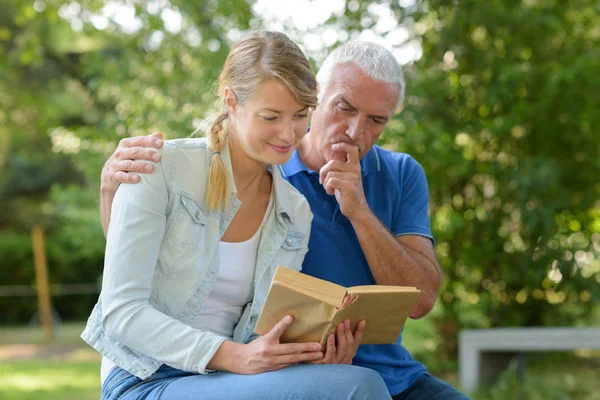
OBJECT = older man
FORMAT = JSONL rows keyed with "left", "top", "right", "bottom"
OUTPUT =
{"left": 99, "top": 41, "right": 469, "bottom": 399}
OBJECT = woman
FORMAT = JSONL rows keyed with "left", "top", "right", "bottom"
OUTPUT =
{"left": 82, "top": 31, "right": 391, "bottom": 399}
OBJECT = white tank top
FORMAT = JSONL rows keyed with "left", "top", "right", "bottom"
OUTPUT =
{"left": 101, "top": 195, "right": 272, "bottom": 384}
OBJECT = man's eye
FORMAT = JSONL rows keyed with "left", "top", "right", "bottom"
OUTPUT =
{"left": 262, "top": 116, "right": 277, "bottom": 121}
{"left": 338, "top": 105, "right": 351, "bottom": 112}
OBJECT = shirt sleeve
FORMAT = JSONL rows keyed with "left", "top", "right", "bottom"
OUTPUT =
{"left": 391, "top": 156, "right": 434, "bottom": 244}
{"left": 101, "top": 142, "right": 226, "bottom": 375}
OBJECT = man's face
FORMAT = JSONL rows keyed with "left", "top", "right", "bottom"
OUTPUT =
{"left": 306, "top": 62, "right": 400, "bottom": 166}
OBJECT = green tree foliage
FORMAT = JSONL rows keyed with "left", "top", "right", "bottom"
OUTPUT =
{"left": 0, "top": 0, "right": 598, "bottom": 360}
{"left": 0, "top": 0, "right": 253, "bottom": 323}
{"left": 389, "top": 0, "right": 600, "bottom": 356}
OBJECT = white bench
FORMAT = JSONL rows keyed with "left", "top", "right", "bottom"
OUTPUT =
{"left": 459, "top": 327, "right": 600, "bottom": 392}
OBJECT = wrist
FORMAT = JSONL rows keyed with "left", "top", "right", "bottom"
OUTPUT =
{"left": 207, "top": 340, "right": 242, "bottom": 373}
{"left": 347, "top": 204, "right": 373, "bottom": 225}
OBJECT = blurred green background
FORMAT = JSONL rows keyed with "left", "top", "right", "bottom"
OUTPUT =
{"left": 1, "top": 0, "right": 598, "bottom": 399}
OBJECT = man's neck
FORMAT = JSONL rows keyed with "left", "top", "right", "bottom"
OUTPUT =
{"left": 297, "top": 139, "right": 325, "bottom": 172}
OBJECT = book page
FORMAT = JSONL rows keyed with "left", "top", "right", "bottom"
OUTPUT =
{"left": 329, "top": 289, "right": 420, "bottom": 344}
{"left": 272, "top": 266, "right": 347, "bottom": 306}
{"left": 348, "top": 285, "right": 418, "bottom": 294}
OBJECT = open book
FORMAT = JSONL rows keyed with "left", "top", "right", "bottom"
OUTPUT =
{"left": 254, "top": 266, "right": 421, "bottom": 345}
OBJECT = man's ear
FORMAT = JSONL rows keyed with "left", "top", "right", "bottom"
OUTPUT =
{"left": 224, "top": 88, "right": 238, "bottom": 115}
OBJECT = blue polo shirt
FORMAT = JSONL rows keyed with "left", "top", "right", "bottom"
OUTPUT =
{"left": 278, "top": 145, "right": 433, "bottom": 395}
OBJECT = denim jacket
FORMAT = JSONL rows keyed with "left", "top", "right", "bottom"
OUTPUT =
{"left": 81, "top": 138, "right": 312, "bottom": 379}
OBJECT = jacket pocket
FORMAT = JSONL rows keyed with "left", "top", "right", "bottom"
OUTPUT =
{"left": 167, "top": 195, "right": 207, "bottom": 249}
{"left": 281, "top": 231, "right": 304, "bottom": 251}
{"left": 275, "top": 231, "right": 306, "bottom": 272}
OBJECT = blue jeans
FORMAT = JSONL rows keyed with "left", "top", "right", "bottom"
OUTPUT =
{"left": 392, "top": 373, "right": 471, "bottom": 400}
{"left": 102, "top": 364, "right": 392, "bottom": 400}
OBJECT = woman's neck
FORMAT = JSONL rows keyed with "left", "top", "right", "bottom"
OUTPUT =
{"left": 228, "top": 136, "right": 271, "bottom": 197}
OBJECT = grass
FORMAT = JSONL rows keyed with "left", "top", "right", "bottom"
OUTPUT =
{"left": 0, "top": 360, "right": 100, "bottom": 400}
{"left": 0, "top": 322, "right": 101, "bottom": 400}
{"left": 1, "top": 321, "right": 599, "bottom": 399}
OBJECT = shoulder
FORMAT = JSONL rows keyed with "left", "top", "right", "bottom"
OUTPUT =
{"left": 159, "top": 137, "right": 211, "bottom": 198}
{"left": 372, "top": 145, "right": 426, "bottom": 183}
{"left": 161, "top": 137, "right": 211, "bottom": 172}
{"left": 162, "top": 137, "right": 210, "bottom": 159}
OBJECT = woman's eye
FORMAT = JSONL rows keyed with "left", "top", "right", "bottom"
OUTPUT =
{"left": 295, "top": 113, "right": 309, "bottom": 119}
{"left": 262, "top": 116, "right": 277, "bottom": 122}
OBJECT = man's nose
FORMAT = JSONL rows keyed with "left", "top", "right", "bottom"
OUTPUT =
{"left": 346, "top": 116, "right": 365, "bottom": 141}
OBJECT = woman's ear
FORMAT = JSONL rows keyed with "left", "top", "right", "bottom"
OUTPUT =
{"left": 224, "top": 88, "right": 237, "bottom": 115}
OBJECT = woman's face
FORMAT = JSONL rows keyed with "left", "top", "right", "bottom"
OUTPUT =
{"left": 227, "top": 78, "right": 311, "bottom": 166}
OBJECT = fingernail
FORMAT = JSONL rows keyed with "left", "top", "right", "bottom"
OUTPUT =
{"left": 313, "top": 344, "right": 321, "bottom": 351}
{"left": 155, "top": 139, "right": 163, "bottom": 145}
{"left": 145, "top": 164, "right": 153, "bottom": 172}
{"left": 152, "top": 153, "right": 161, "bottom": 161}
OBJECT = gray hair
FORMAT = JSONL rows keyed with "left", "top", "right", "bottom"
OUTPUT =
{"left": 316, "top": 41, "right": 405, "bottom": 108}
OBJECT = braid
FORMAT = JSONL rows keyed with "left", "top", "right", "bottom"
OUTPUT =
{"left": 206, "top": 111, "right": 231, "bottom": 211}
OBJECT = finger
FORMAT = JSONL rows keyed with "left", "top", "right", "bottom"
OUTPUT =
{"left": 116, "top": 159, "right": 155, "bottom": 174}
{"left": 319, "top": 160, "right": 346, "bottom": 185}
{"left": 266, "top": 315, "right": 294, "bottom": 340}
{"left": 306, "top": 335, "right": 334, "bottom": 365}
{"left": 270, "top": 341, "right": 322, "bottom": 355}
{"left": 323, "top": 177, "right": 349, "bottom": 195}
{"left": 322, "top": 172, "right": 339, "bottom": 195}
{"left": 121, "top": 147, "right": 162, "bottom": 163}
{"left": 150, "top": 132, "right": 164, "bottom": 140}
{"left": 120, "top": 134, "right": 164, "bottom": 150}
{"left": 336, "top": 321, "right": 348, "bottom": 353}
{"left": 272, "top": 351, "right": 323, "bottom": 365}
{"left": 325, "top": 333, "right": 336, "bottom": 362}
{"left": 113, "top": 171, "right": 140, "bottom": 184}
{"left": 347, "top": 145, "right": 360, "bottom": 164}
{"left": 354, "top": 320, "right": 366, "bottom": 344}
{"left": 323, "top": 172, "right": 355, "bottom": 195}
{"left": 332, "top": 142, "right": 360, "bottom": 164}
{"left": 343, "top": 319, "right": 354, "bottom": 347}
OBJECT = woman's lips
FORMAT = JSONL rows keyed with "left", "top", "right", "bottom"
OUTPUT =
{"left": 268, "top": 143, "right": 293, "bottom": 154}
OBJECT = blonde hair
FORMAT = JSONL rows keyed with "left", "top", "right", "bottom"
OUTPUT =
{"left": 206, "top": 30, "right": 318, "bottom": 211}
